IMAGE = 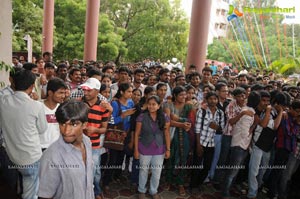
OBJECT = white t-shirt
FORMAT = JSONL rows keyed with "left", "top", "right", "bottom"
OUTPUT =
{"left": 231, "top": 106, "right": 255, "bottom": 150}
{"left": 40, "top": 103, "right": 60, "bottom": 149}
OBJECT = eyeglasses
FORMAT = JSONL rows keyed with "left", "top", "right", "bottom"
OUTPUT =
{"left": 220, "top": 90, "right": 229, "bottom": 93}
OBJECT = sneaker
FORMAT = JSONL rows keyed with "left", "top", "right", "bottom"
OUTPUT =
{"left": 164, "top": 183, "right": 171, "bottom": 191}
{"left": 152, "top": 194, "right": 161, "bottom": 199}
{"left": 138, "top": 193, "right": 146, "bottom": 199}
{"left": 261, "top": 186, "right": 269, "bottom": 194}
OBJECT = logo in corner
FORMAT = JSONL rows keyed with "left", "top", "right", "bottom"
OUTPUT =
{"left": 227, "top": 5, "right": 243, "bottom": 21}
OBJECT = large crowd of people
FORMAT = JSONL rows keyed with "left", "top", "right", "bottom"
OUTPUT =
{"left": 1, "top": 52, "right": 300, "bottom": 199}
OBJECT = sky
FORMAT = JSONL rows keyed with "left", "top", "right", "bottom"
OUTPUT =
{"left": 180, "top": 0, "right": 300, "bottom": 24}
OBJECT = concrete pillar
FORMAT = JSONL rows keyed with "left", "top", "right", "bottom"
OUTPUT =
{"left": 186, "top": 0, "right": 212, "bottom": 74}
{"left": 0, "top": 0, "right": 12, "bottom": 87}
{"left": 83, "top": 0, "right": 100, "bottom": 62}
{"left": 42, "top": 0, "right": 55, "bottom": 54}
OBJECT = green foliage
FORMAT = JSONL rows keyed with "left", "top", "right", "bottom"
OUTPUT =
{"left": 97, "top": 14, "right": 127, "bottom": 61}
{"left": 53, "top": 0, "right": 86, "bottom": 60}
{"left": 0, "top": 61, "right": 13, "bottom": 72}
{"left": 101, "top": 0, "right": 189, "bottom": 63}
{"left": 269, "top": 57, "right": 300, "bottom": 75}
{"left": 12, "top": 0, "right": 43, "bottom": 53}
{"left": 12, "top": 0, "right": 189, "bottom": 63}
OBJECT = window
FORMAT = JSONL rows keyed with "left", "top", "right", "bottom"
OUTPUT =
{"left": 221, "top": 9, "right": 226, "bottom": 16}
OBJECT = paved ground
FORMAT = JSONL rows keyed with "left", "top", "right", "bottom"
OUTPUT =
{"left": 101, "top": 171, "right": 257, "bottom": 199}
{"left": 1, "top": 170, "right": 300, "bottom": 199}
{"left": 0, "top": 174, "right": 253, "bottom": 199}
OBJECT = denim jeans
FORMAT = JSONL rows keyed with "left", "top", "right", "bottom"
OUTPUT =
{"left": 130, "top": 158, "right": 139, "bottom": 184}
{"left": 138, "top": 154, "right": 164, "bottom": 195}
{"left": 279, "top": 154, "right": 300, "bottom": 198}
{"left": 213, "top": 135, "right": 232, "bottom": 184}
{"left": 222, "top": 146, "right": 248, "bottom": 197}
{"left": 92, "top": 149, "right": 102, "bottom": 196}
{"left": 247, "top": 145, "right": 270, "bottom": 198}
{"left": 209, "top": 134, "right": 222, "bottom": 180}
{"left": 18, "top": 160, "right": 40, "bottom": 199}
{"left": 0, "top": 146, "right": 18, "bottom": 191}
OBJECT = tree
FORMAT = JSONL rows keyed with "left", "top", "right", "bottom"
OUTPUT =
{"left": 12, "top": 0, "right": 43, "bottom": 54}
{"left": 97, "top": 14, "right": 127, "bottom": 62}
{"left": 53, "top": 0, "right": 86, "bottom": 61}
{"left": 12, "top": 0, "right": 190, "bottom": 63}
{"left": 101, "top": 0, "right": 189, "bottom": 63}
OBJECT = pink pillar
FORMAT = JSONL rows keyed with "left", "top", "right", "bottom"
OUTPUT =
{"left": 83, "top": 0, "right": 101, "bottom": 62}
{"left": 186, "top": 0, "right": 212, "bottom": 74}
{"left": 42, "top": 0, "right": 54, "bottom": 54}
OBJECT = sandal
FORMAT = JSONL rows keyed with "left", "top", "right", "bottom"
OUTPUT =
{"left": 164, "top": 183, "right": 171, "bottom": 191}
{"left": 178, "top": 185, "right": 186, "bottom": 196}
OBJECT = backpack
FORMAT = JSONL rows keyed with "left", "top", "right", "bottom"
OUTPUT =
{"left": 200, "top": 108, "right": 223, "bottom": 134}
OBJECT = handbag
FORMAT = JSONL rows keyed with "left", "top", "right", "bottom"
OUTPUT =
{"left": 103, "top": 100, "right": 127, "bottom": 151}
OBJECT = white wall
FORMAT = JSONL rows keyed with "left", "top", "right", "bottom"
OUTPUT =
{"left": 0, "top": 0, "right": 12, "bottom": 88}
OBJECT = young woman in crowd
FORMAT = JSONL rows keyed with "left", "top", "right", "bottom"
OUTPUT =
{"left": 100, "top": 84, "right": 111, "bottom": 102}
{"left": 101, "top": 74, "right": 113, "bottom": 101}
{"left": 126, "top": 86, "right": 156, "bottom": 192}
{"left": 132, "top": 88, "right": 142, "bottom": 105}
{"left": 134, "top": 95, "right": 170, "bottom": 199}
{"left": 185, "top": 85, "right": 199, "bottom": 110}
{"left": 164, "top": 86, "right": 196, "bottom": 196}
{"left": 102, "top": 83, "right": 136, "bottom": 195}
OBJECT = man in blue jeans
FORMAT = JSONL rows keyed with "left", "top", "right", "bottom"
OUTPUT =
{"left": 0, "top": 69, "right": 47, "bottom": 199}
{"left": 81, "top": 78, "right": 112, "bottom": 199}
{"left": 222, "top": 91, "right": 260, "bottom": 198}
{"left": 247, "top": 91, "right": 284, "bottom": 199}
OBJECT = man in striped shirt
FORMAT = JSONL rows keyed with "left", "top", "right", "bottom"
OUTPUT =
{"left": 189, "top": 91, "right": 225, "bottom": 194}
{"left": 80, "top": 78, "right": 112, "bottom": 199}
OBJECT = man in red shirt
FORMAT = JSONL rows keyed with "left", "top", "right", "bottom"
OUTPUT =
{"left": 80, "top": 78, "right": 112, "bottom": 199}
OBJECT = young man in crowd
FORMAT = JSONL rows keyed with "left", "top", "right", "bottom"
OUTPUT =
{"left": 237, "top": 74, "right": 248, "bottom": 86}
{"left": 56, "top": 63, "right": 68, "bottom": 82}
{"left": 198, "top": 67, "right": 214, "bottom": 102}
{"left": 267, "top": 100, "right": 300, "bottom": 198}
{"left": 156, "top": 68, "right": 172, "bottom": 99}
{"left": 190, "top": 91, "right": 225, "bottom": 194}
{"left": 111, "top": 66, "right": 131, "bottom": 97}
{"left": 40, "top": 78, "right": 68, "bottom": 151}
{"left": 132, "top": 68, "right": 146, "bottom": 95}
{"left": 42, "top": 51, "right": 53, "bottom": 63}
{"left": 80, "top": 78, "right": 112, "bottom": 199}
{"left": 247, "top": 91, "right": 284, "bottom": 199}
{"left": 0, "top": 69, "right": 47, "bottom": 199}
{"left": 38, "top": 100, "right": 94, "bottom": 199}
{"left": 208, "top": 82, "right": 231, "bottom": 181}
{"left": 213, "top": 87, "right": 252, "bottom": 188}
{"left": 222, "top": 91, "right": 261, "bottom": 198}
{"left": 68, "top": 67, "right": 82, "bottom": 92}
